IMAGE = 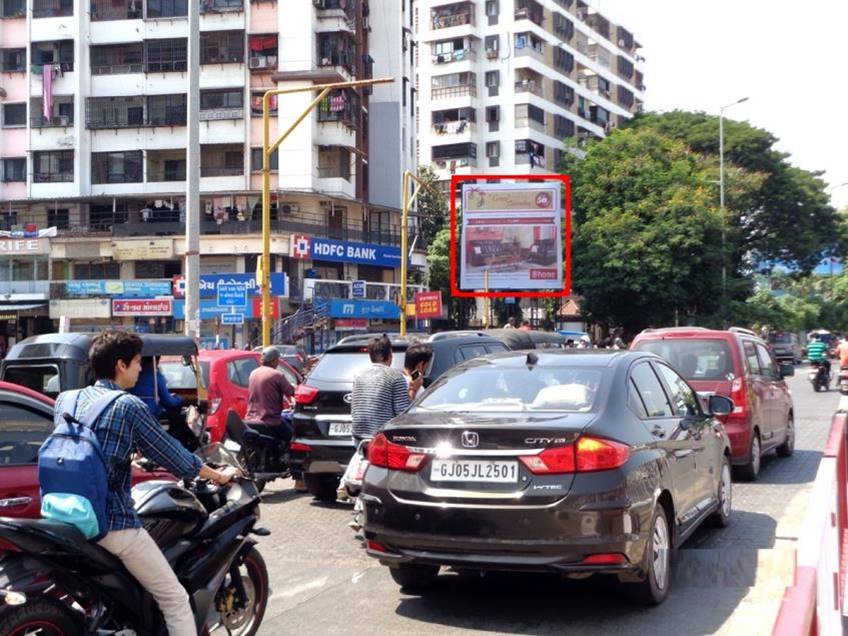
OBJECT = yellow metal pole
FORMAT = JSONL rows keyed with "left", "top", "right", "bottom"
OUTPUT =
{"left": 259, "top": 77, "right": 394, "bottom": 347}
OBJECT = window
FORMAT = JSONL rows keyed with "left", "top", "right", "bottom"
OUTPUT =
{"left": 0, "top": 400, "right": 53, "bottom": 464}
{"left": 147, "top": 94, "right": 187, "bottom": 126}
{"left": 2, "top": 158, "right": 25, "bottom": 182}
{"left": 553, "top": 47, "right": 574, "bottom": 73}
{"left": 554, "top": 114, "right": 574, "bottom": 139}
{"left": 655, "top": 363, "right": 699, "bottom": 417}
{"left": 553, "top": 12, "right": 574, "bottom": 38}
{"left": 145, "top": 38, "right": 187, "bottom": 73}
{"left": 618, "top": 85, "right": 634, "bottom": 107}
{"left": 456, "top": 344, "right": 489, "bottom": 363}
{"left": 74, "top": 260, "right": 120, "bottom": 278}
{"left": 201, "top": 30, "right": 245, "bottom": 64}
{"left": 317, "top": 32, "right": 355, "bottom": 73}
{"left": 628, "top": 379, "right": 648, "bottom": 418}
{"left": 250, "top": 92, "right": 276, "bottom": 116}
{"left": 629, "top": 362, "right": 672, "bottom": 418}
{"left": 200, "top": 89, "right": 242, "bottom": 110}
{"left": 484, "top": 34, "right": 498, "bottom": 55}
{"left": 91, "top": 43, "right": 144, "bottom": 75}
{"left": 743, "top": 341, "right": 760, "bottom": 375}
{"left": 250, "top": 147, "right": 278, "bottom": 172}
{"left": 485, "top": 70, "right": 499, "bottom": 87}
{"left": 1, "top": 0, "right": 25, "bottom": 17}
{"left": 91, "top": 151, "right": 143, "bottom": 184}
{"left": 86, "top": 96, "right": 145, "bottom": 128}
{"left": 227, "top": 357, "right": 259, "bottom": 388}
{"left": 485, "top": 105, "right": 499, "bottom": 121}
{"left": 146, "top": 0, "right": 187, "bottom": 18}
{"left": 47, "top": 208, "right": 69, "bottom": 229}
{"left": 756, "top": 343, "right": 779, "bottom": 380}
{"left": 1, "top": 48, "right": 25, "bottom": 72}
{"left": 2, "top": 103, "right": 25, "bottom": 127}
{"left": 554, "top": 81, "right": 574, "bottom": 106}
{"left": 32, "top": 40, "right": 74, "bottom": 68}
{"left": 33, "top": 150, "right": 74, "bottom": 183}
{"left": 486, "top": 141, "right": 500, "bottom": 157}
{"left": 201, "top": 145, "right": 244, "bottom": 177}
{"left": 32, "top": 0, "right": 72, "bottom": 17}
{"left": 617, "top": 55, "right": 634, "bottom": 79}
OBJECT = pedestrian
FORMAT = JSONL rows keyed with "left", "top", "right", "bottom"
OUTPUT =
{"left": 520, "top": 320, "right": 532, "bottom": 332}
{"left": 838, "top": 336, "right": 848, "bottom": 370}
{"left": 505, "top": 317, "right": 516, "bottom": 329}
{"left": 612, "top": 328, "right": 626, "bottom": 350}
{"left": 45, "top": 331, "right": 237, "bottom": 636}
{"left": 403, "top": 342, "right": 433, "bottom": 401}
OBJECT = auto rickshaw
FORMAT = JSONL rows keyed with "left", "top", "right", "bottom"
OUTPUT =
{"left": 0, "top": 332, "right": 209, "bottom": 448}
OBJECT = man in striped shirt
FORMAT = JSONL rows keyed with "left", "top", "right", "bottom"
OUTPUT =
{"left": 351, "top": 335, "right": 411, "bottom": 443}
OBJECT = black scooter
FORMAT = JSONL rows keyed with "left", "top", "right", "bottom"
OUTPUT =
{"left": 224, "top": 411, "right": 292, "bottom": 492}
{"left": 0, "top": 445, "right": 268, "bottom": 636}
{"left": 809, "top": 360, "right": 831, "bottom": 392}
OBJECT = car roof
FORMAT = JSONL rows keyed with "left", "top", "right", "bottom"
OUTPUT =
{"left": 465, "top": 349, "right": 649, "bottom": 369}
{"left": 4, "top": 332, "right": 199, "bottom": 362}
{"left": 0, "top": 380, "right": 55, "bottom": 405}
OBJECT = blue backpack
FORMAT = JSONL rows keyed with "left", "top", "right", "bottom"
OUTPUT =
{"left": 38, "top": 389, "right": 125, "bottom": 541}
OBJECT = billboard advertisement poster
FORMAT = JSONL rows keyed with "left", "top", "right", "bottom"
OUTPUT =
{"left": 459, "top": 182, "right": 562, "bottom": 291}
{"left": 414, "top": 291, "right": 443, "bottom": 319}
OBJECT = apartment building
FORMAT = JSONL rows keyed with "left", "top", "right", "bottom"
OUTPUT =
{"left": 416, "top": 0, "right": 645, "bottom": 179}
{"left": 0, "top": 0, "right": 415, "bottom": 349}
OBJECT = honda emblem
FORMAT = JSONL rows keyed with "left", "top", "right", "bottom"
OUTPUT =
{"left": 461, "top": 431, "right": 479, "bottom": 448}
{"left": 343, "top": 393, "right": 352, "bottom": 404}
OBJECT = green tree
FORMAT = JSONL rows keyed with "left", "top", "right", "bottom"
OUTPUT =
{"left": 426, "top": 223, "right": 476, "bottom": 329}
{"left": 565, "top": 127, "right": 726, "bottom": 334}
{"left": 414, "top": 166, "right": 448, "bottom": 248}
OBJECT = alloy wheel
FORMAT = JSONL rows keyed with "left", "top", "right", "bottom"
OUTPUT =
{"left": 751, "top": 435, "right": 761, "bottom": 475}
{"left": 720, "top": 462, "right": 732, "bottom": 518}
{"left": 652, "top": 514, "right": 670, "bottom": 591}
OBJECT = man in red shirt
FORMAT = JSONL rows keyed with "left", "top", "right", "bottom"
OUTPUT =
{"left": 244, "top": 347, "right": 295, "bottom": 445}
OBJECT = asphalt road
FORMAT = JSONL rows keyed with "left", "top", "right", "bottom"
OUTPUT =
{"left": 252, "top": 367, "right": 839, "bottom": 636}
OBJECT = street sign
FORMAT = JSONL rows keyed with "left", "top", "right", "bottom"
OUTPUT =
{"left": 217, "top": 282, "right": 247, "bottom": 308}
{"left": 351, "top": 279, "right": 366, "bottom": 299}
{"left": 505, "top": 297, "right": 516, "bottom": 305}
{"left": 221, "top": 313, "right": 245, "bottom": 325}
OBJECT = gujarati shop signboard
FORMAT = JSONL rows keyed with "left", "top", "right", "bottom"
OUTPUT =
{"left": 112, "top": 298, "right": 173, "bottom": 317}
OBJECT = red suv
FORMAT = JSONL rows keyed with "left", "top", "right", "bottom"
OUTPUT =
{"left": 630, "top": 327, "right": 795, "bottom": 480}
{"left": 162, "top": 350, "right": 301, "bottom": 443}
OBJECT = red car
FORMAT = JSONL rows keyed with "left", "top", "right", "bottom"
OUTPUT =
{"left": 166, "top": 350, "right": 301, "bottom": 443}
{"left": 0, "top": 381, "right": 173, "bottom": 520}
{"left": 630, "top": 327, "right": 795, "bottom": 480}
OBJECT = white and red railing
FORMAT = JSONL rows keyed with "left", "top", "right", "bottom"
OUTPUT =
{"left": 773, "top": 410, "right": 848, "bottom": 635}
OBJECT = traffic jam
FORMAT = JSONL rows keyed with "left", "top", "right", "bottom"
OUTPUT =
{"left": 0, "top": 321, "right": 811, "bottom": 634}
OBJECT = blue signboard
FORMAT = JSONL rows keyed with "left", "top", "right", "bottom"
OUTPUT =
{"left": 320, "top": 298, "right": 401, "bottom": 320}
{"left": 221, "top": 313, "right": 245, "bottom": 325}
{"left": 351, "top": 279, "right": 366, "bottom": 299}
{"left": 174, "top": 299, "right": 257, "bottom": 320}
{"left": 199, "top": 273, "right": 286, "bottom": 298}
{"left": 217, "top": 282, "right": 247, "bottom": 308}
{"left": 66, "top": 280, "right": 172, "bottom": 297}
{"left": 504, "top": 297, "right": 516, "bottom": 305}
{"left": 200, "top": 337, "right": 230, "bottom": 350}
{"left": 309, "top": 238, "right": 401, "bottom": 268}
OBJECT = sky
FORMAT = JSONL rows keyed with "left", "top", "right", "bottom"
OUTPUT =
{"left": 595, "top": 0, "right": 848, "bottom": 211}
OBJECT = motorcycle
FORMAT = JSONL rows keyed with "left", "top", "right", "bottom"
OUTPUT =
{"left": 0, "top": 444, "right": 268, "bottom": 636}
{"left": 809, "top": 360, "right": 831, "bottom": 392}
{"left": 839, "top": 367, "right": 848, "bottom": 395}
{"left": 224, "top": 411, "right": 292, "bottom": 493}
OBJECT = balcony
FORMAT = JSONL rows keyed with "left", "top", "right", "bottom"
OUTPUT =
{"left": 431, "top": 107, "right": 475, "bottom": 137}
{"left": 0, "top": 281, "right": 50, "bottom": 296}
{"left": 432, "top": 142, "right": 476, "bottom": 171}
{"left": 317, "top": 89, "right": 360, "bottom": 129}
{"left": 431, "top": 37, "right": 477, "bottom": 64}
{"left": 317, "top": 146, "right": 351, "bottom": 181}
{"left": 514, "top": 32, "right": 544, "bottom": 60}
{"left": 147, "top": 150, "right": 186, "bottom": 182}
{"left": 31, "top": 41, "right": 74, "bottom": 73}
{"left": 317, "top": 32, "right": 356, "bottom": 75}
{"left": 201, "top": 144, "right": 244, "bottom": 177}
{"left": 201, "top": 0, "right": 243, "bottom": 13}
{"left": 514, "top": 0, "right": 543, "bottom": 25}
{"left": 90, "top": 0, "right": 142, "bottom": 20}
{"left": 430, "top": 2, "right": 474, "bottom": 30}
{"left": 32, "top": 150, "right": 74, "bottom": 183}
{"left": 431, "top": 72, "right": 476, "bottom": 100}
{"left": 32, "top": 0, "right": 73, "bottom": 18}
{"left": 431, "top": 84, "right": 476, "bottom": 99}
{"left": 30, "top": 97, "right": 74, "bottom": 128}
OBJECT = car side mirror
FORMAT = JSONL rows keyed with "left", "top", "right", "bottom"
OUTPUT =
{"left": 708, "top": 394, "right": 734, "bottom": 416}
{"left": 779, "top": 363, "right": 795, "bottom": 378}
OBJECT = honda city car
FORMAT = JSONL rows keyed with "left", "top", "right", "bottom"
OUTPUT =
{"left": 361, "top": 350, "right": 733, "bottom": 605}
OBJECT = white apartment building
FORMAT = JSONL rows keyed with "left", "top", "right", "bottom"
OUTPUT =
{"left": 0, "top": 0, "right": 415, "bottom": 347}
{"left": 416, "top": 0, "right": 645, "bottom": 180}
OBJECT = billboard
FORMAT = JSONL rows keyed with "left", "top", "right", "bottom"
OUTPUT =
{"left": 458, "top": 181, "right": 564, "bottom": 292}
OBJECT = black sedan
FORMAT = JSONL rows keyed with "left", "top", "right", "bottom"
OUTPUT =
{"left": 361, "top": 350, "right": 733, "bottom": 605}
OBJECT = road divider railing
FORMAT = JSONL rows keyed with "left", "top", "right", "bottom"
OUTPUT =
{"left": 773, "top": 410, "right": 847, "bottom": 635}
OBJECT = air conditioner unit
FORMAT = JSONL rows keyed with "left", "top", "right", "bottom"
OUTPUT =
{"left": 249, "top": 57, "right": 267, "bottom": 69}
{"left": 56, "top": 115, "right": 70, "bottom": 126}
{"left": 486, "top": 49, "right": 497, "bottom": 59}
{"left": 312, "top": 0, "right": 325, "bottom": 7}
{"left": 280, "top": 203, "right": 299, "bottom": 214}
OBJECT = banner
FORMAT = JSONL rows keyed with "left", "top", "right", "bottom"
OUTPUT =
{"left": 460, "top": 183, "right": 562, "bottom": 291}
{"left": 320, "top": 298, "right": 401, "bottom": 319}
{"left": 112, "top": 298, "right": 173, "bottom": 316}
{"left": 414, "top": 291, "right": 443, "bottom": 319}
{"left": 290, "top": 235, "right": 401, "bottom": 268}
{"left": 66, "top": 280, "right": 173, "bottom": 297}
{"left": 173, "top": 273, "right": 287, "bottom": 298}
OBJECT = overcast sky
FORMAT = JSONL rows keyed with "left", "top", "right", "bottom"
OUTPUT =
{"left": 595, "top": 0, "right": 848, "bottom": 210}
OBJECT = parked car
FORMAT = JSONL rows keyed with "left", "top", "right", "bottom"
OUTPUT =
{"left": 768, "top": 331, "right": 803, "bottom": 364}
{"left": 362, "top": 350, "right": 734, "bottom": 605}
{"left": 291, "top": 332, "right": 510, "bottom": 501}
{"left": 254, "top": 344, "right": 309, "bottom": 375}
{"left": 161, "top": 350, "right": 301, "bottom": 443}
{"left": 630, "top": 326, "right": 795, "bottom": 480}
{"left": 0, "top": 381, "right": 174, "bottom": 519}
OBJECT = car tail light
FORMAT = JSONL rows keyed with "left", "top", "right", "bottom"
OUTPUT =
{"left": 575, "top": 437, "right": 630, "bottom": 472}
{"left": 582, "top": 553, "right": 628, "bottom": 565}
{"left": 519, "top": 437, "right": 629, "bottom": 475}
{"left": 294, "top": 384, "right": 319, "bottom": 405}
{"left": 207, "top": 384, "right": 222, "bottom": 416}
{"left": 519, "top": 446, "right": 576, "bottom": 474}
{"left": 290, "top": 441, "right": 311, "bottom": 453}
{"left": 367, "top": 433, "right": 428, "bottom": 472}
{"left": 367, "top": 540, "right": 389, "bottom": 553}
{"left": 729, "top": 377, "right": 748, "bottom": 417}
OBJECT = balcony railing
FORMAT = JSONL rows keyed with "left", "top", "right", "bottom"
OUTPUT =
{"left": 431, "top": 11, "right": 472, "bottom": 29}
{"left": 90, "top": 0, "right": 142, "bottom": 20}
{"left": 200, "top": 0, "right": 243, "bottom": 12}
{"left": 0, "top": 281, "right": 50, "bottom": 295}
{"left": 92, "top": 62, "right": 144, "bottom": 75}
{"left": 432, "top": 48, "right": 476, "bottom": 64}
{"left": 31, "top": 114, "right": 73, "bottom": 128}
{"left": 201, "top": 166, "right": 243, "bottom": 177}
{"left": 514, "top": 117, "right": 545, "bottom": 132}
{"left": 33, "top": 172, "right": 73, "bottom": 183}
{"left": 514, "top": 80, "right": 543, "bottom": 97}
{"left": 431, "top": 120, "right": 474, "bottom": 135}
{"left": 433, "top": 156, "right": 476, "bottom": 170}
{"left": 317, "top": 167, "right": 351, "bottom": 180}
{"left": 199, "top": 107, "right": 244, "bottom": 121}
{"left": 32, "top": 0, "right": 73, "bottom": 18}
{"left": 431, "top": 84, "right": 476, "bottom": 99}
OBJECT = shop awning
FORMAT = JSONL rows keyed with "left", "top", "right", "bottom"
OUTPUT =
{"left": 0, "top": 303, "right": 48, "bottom": 313}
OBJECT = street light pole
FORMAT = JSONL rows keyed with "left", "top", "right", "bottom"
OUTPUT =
{"left": 719, "top": 96, "right": 749, "bottom": 327}
{"left": 183, "top": 0, "right": 200, "bottom": 341}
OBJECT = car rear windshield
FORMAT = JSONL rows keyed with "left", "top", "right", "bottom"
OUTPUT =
{"left": 416, "top": 366, "right": 604, "bottom": 413}
{"left": 309, "top": 349, "right": 406, "bottom": 381}
{"left": 770, "top": 333, "right": 794, "bottom": 344}
{"left": 3, "top": 364, "right": 61, "bottom": 398}
{"left": 633, "top": 339, "right": 734, "bottom": 381}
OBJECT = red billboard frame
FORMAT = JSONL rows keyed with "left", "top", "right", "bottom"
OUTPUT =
{"left": 449, "top": 174, "right": 572, "bottom": 299}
